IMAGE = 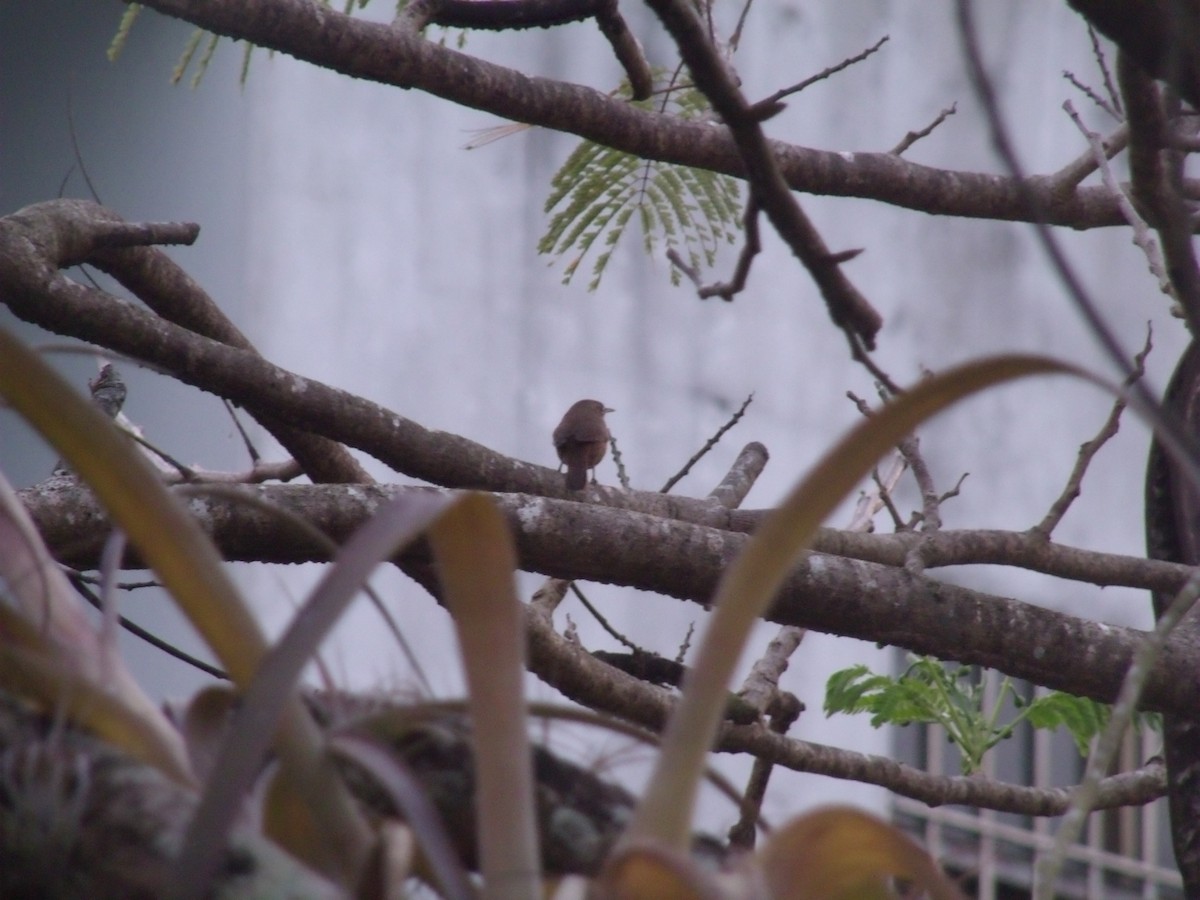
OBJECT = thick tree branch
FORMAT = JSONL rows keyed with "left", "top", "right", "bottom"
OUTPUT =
{"left": 1118, "top": 53, "right": 1200, "bottom": 333}
{"left": 2, "top": 200, "right": 370, "bottom": 484}
{"left": 130, "top": 0, "right": 1179, "bottom": 232}
{"left": 399, "top": 0, "right": 653, "bottom": 100}
{"left": 1, "top": 208, "right": 1192, "bottom": 595}
{"left": 716, "top": 723, "right": 1165, "bottom": 817}
{"left": 19, "top": 480, "right": 1200, "bottom": 720}
{"left": 527, "top": 593, "right": 1165, "bottom": 816}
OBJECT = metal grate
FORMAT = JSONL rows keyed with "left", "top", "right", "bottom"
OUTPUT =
{"left": 890, "top": 668, "right": 1182, "bottom": 899}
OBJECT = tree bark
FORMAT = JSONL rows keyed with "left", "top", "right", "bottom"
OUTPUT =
{"left": 1145, "top": 338, "right": 1200, "bottom": 893}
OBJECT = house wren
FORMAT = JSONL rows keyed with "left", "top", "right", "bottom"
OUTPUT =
{"left": 553, "top": 399, "right": 613, "bottom": 490}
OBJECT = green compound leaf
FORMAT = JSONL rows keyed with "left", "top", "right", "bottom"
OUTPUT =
{"left": 825, "top": 655, "right": 1160, "bottom": 775}
{"left": 541, "top": 82, "right": 742, "bottom": 290}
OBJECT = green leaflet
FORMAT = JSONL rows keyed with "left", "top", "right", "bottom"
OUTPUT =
{"left": 541, "top": 83, "right": 742, "bottom": 290}
{"left": 825, "top": 655, "right": 1162, "bottom": 773}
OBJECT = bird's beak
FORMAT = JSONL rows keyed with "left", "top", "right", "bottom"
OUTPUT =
{"left": 604, "top": 406, "right": 615, "bottom": 413}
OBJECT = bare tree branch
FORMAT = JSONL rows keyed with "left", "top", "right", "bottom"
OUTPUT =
{"left": 705, "top": 441, "right": 768, "bottom": 510}
{"left": 19, "top": 480, "right": 1200, "bottom": 720}
{"left": 659, "top": 394, "right": 756, "bottom": 494}
{"left": 130, "top": 0, "right": 1180, "bottom": 232}
{"left": 643, "top": 0, "right": 883, "bottom": 346}
{"left": 750, "top": 35, "right": 890, "bottom": 112}
{"left": 1063, "top": 100, "right": 1176, "bottom": 300}
{"left": 1119, "top": 53, "right": 1200, "bottom": 330}
{"left": 1032, "top": 325, "right": 1151, "bottom": 539}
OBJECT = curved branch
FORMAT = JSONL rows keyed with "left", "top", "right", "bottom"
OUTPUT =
{"left": 133, "top": 0, "right": 1152, "bottom": 231}
{"left": 402, "top": 0, "right": 653, "bottom": 100}
{"left": 525, "top": 594, "right": 1165, "bottom": 815}
{"left": 3, "top": 200, "right": 369, "bottom": 484}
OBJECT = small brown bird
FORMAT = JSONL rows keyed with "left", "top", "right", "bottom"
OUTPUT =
{"left": 553, "top": 399, "right": 613, "bottom": 490}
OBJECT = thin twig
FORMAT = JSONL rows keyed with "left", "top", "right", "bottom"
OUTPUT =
{"left": 224, "top": 398, "right": 262, "bottom": 464}
{"left": 127, "top": 430, "right": 196, "bottom": 480}
{"left": 1063, "top": 99, "right": 1176, "bottom": 299}
{"left": 1062, "top": 70, "right": 1122, "bottom": 121}
{"left": 160, "top": 459, "right": 303, "bottom": 485}
{"left": 674, "top": 621, "right": 695, "bottom": 665}
{"left": 66, "top": 83, "right": 104, "bottom": 206}
{"left": 848, "top": 389, "right": 940, "bottom": 534}
{"left": 846, "top": 390, "right": 874, "bottom": 417}
{"left": 668, "top": 194, "right": 762, "bottom": 302}
{"left": 844, "top": 329, "right": 902, "bottom": 395}
{"left": 938, "top": 471, "right": 969, "bottom": 505}
{"left": 1031, "top": 325, "right": 1152, "bottom": 539}
{"left": 727, "top": 0, "right": 754, "bottom": 52}
{"left": 1087, "top": 23, "right": 1122, "bottom": 117}
{"left": 871, "top": 466, "right": 907, "bottom": 530}
{"left": 62, "top": 567, "right": 160, "bottom": 591}
{"left": 854, "top": 454, "right": 909, "bottom": 533}
{"left": 570, "top": 582, "right": 642, "bottom": 652}
{"left": 750, "top": 35, "right": 889, "bottom": 114}
{"left": 898, "top": 435, "right": 940, "bottom": 534}
{"left": 608, "top": 433, "right": 630, "bottom": 490}
{"left": 69, "top": 575, "right": 229, "bottom": 679}
{"left": 890, "top": 103, "right": 958, "bottom": 156}
{"left": 659, "top": 393, "right": 755, "bottom": 493}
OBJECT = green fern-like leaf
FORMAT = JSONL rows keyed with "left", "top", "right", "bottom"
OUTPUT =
{"left": 827, "top": 655, "right": 1162, "bottom": 774}
{"left": 189, "top": 32, "right": 222, "bottom": 88}
{"left": 107, "top": 4, "right": 142, "bottom": 63}
{"left": 171, "top": 29, "right": 206, "bottom": 85}
{"left": 541, "top": 83, "right": 742, "bottom": 290}
{"left": 824, "top": 662, "right": 944, "bottom": 730}
{"left": 1023, "top": 692, "right": 1110, "bottom": 757}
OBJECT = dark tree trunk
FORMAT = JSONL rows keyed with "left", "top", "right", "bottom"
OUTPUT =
{"left": 1145, "top": 339, "right": 1200, "bottom": 894}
